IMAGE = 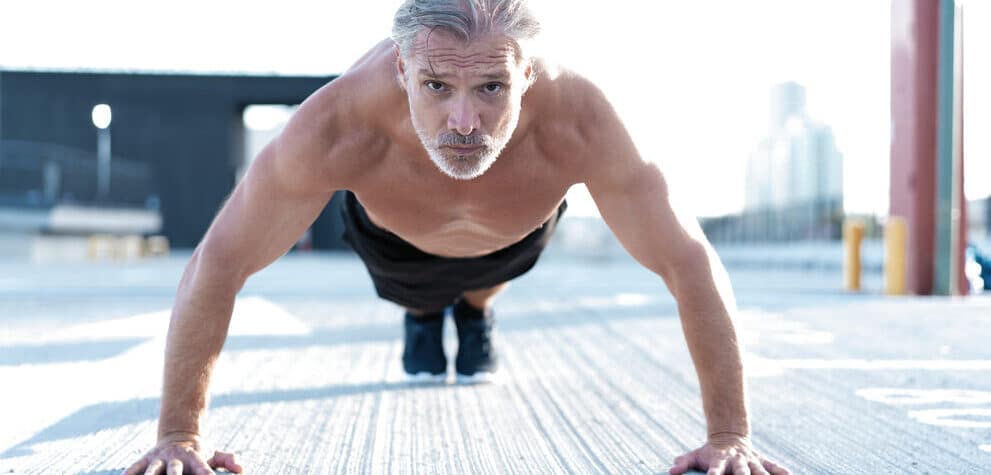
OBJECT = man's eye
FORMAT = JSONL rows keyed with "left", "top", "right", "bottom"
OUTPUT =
{"left": 425, "top": 81, "right": 446, "bottom": 92}
{"left": 483, "top": 83, "right": 503, "bottom": 94}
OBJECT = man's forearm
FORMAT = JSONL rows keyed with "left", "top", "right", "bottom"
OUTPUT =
{"left": 158, "top": 249, "right": 243, "bottom": 440}
{"left": 669, "top": 243, "right": 749, "bottom": 438}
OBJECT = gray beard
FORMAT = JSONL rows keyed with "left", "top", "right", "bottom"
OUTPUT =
{"left": 410, "top": 110, "right": 519, "bottom": 181}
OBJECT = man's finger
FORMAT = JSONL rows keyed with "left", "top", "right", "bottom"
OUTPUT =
{"left": 186, "top": 455, "right": 216, "bottom": 475}
{"left": 207, "top": 450, "right": 243, "bottom": 473}
{"left": 122, "top": 455, "right": 149, "bottom": 475}
{"left": 730, "top": 456, "right": 751, "bottom": 475}
{"left": 749, "top": 460, "right": 771, "bottom": 475}
{"left": 707, "top": 458, "right": 728, "bottom": 475}
{"left": 143, "top": 459, "right": 164, "bottom": 475}
{"left": 762, "top": 458, "right": 791, "bottom": 475}
{"left": 669, "top": 454, "right": 692, "bottom": 475}
{"left": 166, "top": 459, "right": 183, "bottom": 475}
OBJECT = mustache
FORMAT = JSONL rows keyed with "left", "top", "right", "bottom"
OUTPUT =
{"left": 437, "top": 133, "right": 493, "bottom": 147}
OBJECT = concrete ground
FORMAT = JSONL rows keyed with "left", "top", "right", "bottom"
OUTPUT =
{"left": 1, "top": 252, "right": 990, "bottom": 474}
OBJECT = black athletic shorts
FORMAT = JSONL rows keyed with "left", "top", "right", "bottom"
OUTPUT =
{"left": 341, "top": 191, "right": 567, "bottom": 312}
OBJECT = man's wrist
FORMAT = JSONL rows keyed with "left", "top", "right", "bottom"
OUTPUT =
{"left": 707, "top": 430, "right": 752, "bottom": 448}
{"left": 157, "top": 430, "right": 202, "bottom": 448}
{"left": 708, "top": 430, "right": 749, "bottom": 439}
{"left": 706, "top": 419, "right": 750, "bottom": 439}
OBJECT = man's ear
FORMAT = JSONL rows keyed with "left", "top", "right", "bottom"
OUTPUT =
{"left": 522, "top": 61, "right": 536, "bottom": 91}
{"left": 394, "top": 44, "right": 408, "bottom": 91}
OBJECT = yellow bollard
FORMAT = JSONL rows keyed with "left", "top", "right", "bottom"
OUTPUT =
{"left": 884, "top": 217, "right": 908, "bottom": 295}
{"left": 145, "top": 235, "right": 171, "bottom": 257}
{"left": 87, "top": 234, "right": 113, "bottom": 261}
{"left": 120, "top": 235, "right": 145, "bottom": 261}
{"left": 843, "top": 219, "right": 865, "bottom": 292}
{"left": 109, "top": 235, "right": 126, "bottom": 261}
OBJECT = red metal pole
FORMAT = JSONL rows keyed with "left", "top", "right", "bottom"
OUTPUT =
{"left": 890, "top": 0, "right": 940, "bottom": 295}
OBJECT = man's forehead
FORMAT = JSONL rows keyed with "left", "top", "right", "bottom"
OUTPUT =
{"left": 410, "top": 29, "right": 519, "bottom": 74}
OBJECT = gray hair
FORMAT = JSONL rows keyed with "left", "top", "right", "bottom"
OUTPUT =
{"left": 392, "top": 0, "right": 541, "bottom": 62}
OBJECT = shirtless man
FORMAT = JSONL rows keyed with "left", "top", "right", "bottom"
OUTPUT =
{"left": 124, "top": 1, "right": 791, "bottom": 474}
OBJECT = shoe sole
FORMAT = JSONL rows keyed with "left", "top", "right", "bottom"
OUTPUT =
{"left": 404, "top": 371, "right": 447, "bottom": 384}
{"left": 455, "top": 371, "right": 499, "bottom": 385}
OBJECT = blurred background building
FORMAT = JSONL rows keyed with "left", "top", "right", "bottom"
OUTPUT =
{"left": 702, "top": 82, "right": 848, "bottom": 243}
{"left": 0, "top": 70, "right": 344, "bottom": 251}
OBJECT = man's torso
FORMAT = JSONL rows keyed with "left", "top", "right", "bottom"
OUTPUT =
{"left": 309, "top": 40, "right": 593, "bottom": 258}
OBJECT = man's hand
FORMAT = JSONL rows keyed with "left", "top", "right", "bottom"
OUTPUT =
{"left": 122, "top": 433, "right": 242, "bottom": 475}
{"left": 669, "top": 433, "right": 791, "bottom": 475}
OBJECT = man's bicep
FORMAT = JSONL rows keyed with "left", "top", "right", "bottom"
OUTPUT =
{"left": 197, "top": 76, "right": 359, "bottom": 281}
{"left": 567, "top": 74, "right": 708, "bottom": 279}
{"left": 589, "top": 162, "right": 707, "bottom": 280}
{"left": 199, "top": 137, "right": 335, "bottom": 281}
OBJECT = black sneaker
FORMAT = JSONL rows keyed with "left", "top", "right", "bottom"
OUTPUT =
{"left": 453, "top": 299, "right": 498, "bottom": 383}
{"left": 402, "top": 311, "right": 447, "bottom": 383}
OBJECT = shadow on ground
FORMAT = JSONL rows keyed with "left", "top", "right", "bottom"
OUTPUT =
{"left": 1, "top": 299, "right": 686, "bottom": 460}
{"left": 0, "top": 338, "right": 147, "bottom": 366}
{"left": 2, "top": 379, "right": 453, "bottom": 459}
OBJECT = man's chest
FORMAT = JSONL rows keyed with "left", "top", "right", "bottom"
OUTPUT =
{"left": 350, "top": 145, "right": 574, "bottom": 250}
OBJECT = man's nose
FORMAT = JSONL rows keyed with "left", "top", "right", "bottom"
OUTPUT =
{"left": 448, "top": 96, "right": 479, "bottom": 136}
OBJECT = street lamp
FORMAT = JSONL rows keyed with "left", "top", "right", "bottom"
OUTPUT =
{"left": 92, "top": 104, "right": 112, "bottom": 201}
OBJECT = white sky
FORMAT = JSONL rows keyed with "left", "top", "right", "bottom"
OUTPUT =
{"left": 1, "top": 0, "right": 988, "bottom": 218}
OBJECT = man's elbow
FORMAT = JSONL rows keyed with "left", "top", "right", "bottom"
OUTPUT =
{"left": 653, "top": 240, "right": 712, "bottom": 292}
{"left": 184, "top": 239, "right": 251, "bottom": 295}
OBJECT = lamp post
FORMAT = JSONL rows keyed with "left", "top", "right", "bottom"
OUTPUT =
{"left": 92, "top": 104, "right": 112, "bottom": 201}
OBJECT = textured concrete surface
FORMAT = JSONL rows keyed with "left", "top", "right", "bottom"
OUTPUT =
{"left": 1, "top": 252, "right": 990, "bottom": 474}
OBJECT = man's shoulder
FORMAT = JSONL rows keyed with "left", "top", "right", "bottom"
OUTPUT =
{"left": 526, "top": 61, "right": 616, "bottom": 170}
{"left": 296, "top": 39, "right": 401, "bottom": 133}
{"left": 278, "top": 40, "right": 402, "bottom": 187}
{"left": 529, "top": 60, "right": 600, "bottom": 112}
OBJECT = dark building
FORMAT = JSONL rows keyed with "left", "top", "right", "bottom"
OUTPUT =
{"left": 0, "top": 69, "right": 348, "bottom": 249}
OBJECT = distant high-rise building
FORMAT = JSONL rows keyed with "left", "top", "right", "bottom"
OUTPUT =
{"left": 969, "top": 196, "right": 990, "bottom": 241}
{"left": 740, "top": 82, "right": 844, "bottom": 240}
{"left": 746, "top": 82, "right": 843, "bottom": 211}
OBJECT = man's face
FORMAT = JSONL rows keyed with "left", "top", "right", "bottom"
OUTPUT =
{"left": 398, "top": 30, "right": 531, "bottom": 180}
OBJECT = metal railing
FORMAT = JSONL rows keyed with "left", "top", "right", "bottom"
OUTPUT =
{"left": 0, "top": 140, "right": 158, "bottom": 209}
